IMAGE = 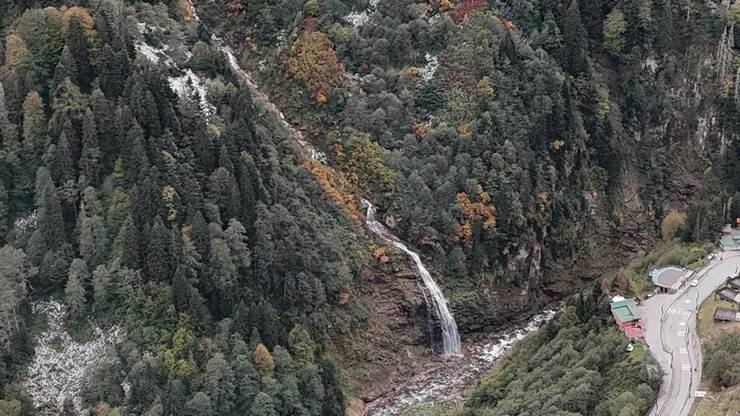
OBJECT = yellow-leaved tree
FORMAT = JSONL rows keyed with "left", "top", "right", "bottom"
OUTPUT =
{"left": 253, "top": 343, "right": 275, "bottom": 378}
{"left": 3, "top": 34, "right": 29, "bottom": 73}
{"left": 287, "top": 31, "right": 344, "bottom": 103}
{"left": 329, "top": 130, "right": 395, "bottom": 196}
{"left": 661, "top": 210, "right": 686, "bottom": 240}
{"left": 163, "top": 317, "right": 198, "bottom": 378}
{"left": 455, "top": 185, "right": 496, "bottom": 248}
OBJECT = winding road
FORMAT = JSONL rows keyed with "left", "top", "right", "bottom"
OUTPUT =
{"left": 641, "top": 251, "right": 740, "bottom": 416}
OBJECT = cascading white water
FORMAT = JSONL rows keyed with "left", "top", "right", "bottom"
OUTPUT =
{"left": 185, "top": 0, "right": 329, "bottom": 163}
{"left": 362, "top": 199, "right": 462, "bottom": 356}
{"left": 185, "top": 0, "right": 460, "bottom": 357}
{"left": 364, "top": 309, "right": 557, "bottom": 416}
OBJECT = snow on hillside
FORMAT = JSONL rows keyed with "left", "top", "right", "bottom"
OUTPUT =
{"left": 421, "top": 53, "right": 439, "bottom": 81}
{"left": 344, "top": 0, "right": 380, "bottom": 27}
{"left": 135, "top": 21, "right": 215, "bottom": 118}
{"left": 168, "top": 69, "right": 216, "bottom": 117}
{"left": 25, "top": 300, "right": 124, "bottom": 415}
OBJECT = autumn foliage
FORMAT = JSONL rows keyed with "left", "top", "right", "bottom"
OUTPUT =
{"left": 253, "top": 343, "right": 275, "bottom": 378}
{"left": 454, "top": 185, "right": 496, "bottom": 248}
{"left": 61, "top": 6, "right": 94, "bottom": 34}
{"left": 3, "top": 35, "right": 29, "bottom": 72}
{"left": 304, "top": 158, "right": 363, "bottom": 226}
{"left": 176, "top": 0, "right": 196, "bottom": 22}
{"left": 429, "top": 0, "right": 455, "bottom": 12}
{"left": 287, "top": 31, "right": 344, "bottom": 104}
{"left": 453, "top": 0, "right": 486, "bottom": 22}
{"left": 225, "top": 1, "right": 245, "bottom": 17}
{"left": 330, "top": 130, "right": 395, "bottom": 196}
{"left": 411, "top": 120, "right": 429, "bottom": 139}
{"left": 303, "top": 16, "right": 319, "bottom": 35}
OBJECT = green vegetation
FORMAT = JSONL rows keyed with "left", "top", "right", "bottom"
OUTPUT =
{"left": 691, "top": 389, "right": 740, "bottom": 416}
{"left": 463, "top": 291, "right": 661, "bottom": 416}
{"left": 3, "top": 0, "right": 740, "bottom": 413}
{"left": 619, "top": 240, "right": 715, "bottom": 295}
{"left": 196, "top": 0, "right": 740, "bottom": 332}
{"left": 691, "top": 290, "right": 740, "bottom": 414}
{"left": 0, "top": 1, "right": 365, "bottom": 414}
{"left": 704, "top": 331, "right": 740, "bottom": 388}
{"left": 697, "top": 296, "right": 740, "bottom": 341}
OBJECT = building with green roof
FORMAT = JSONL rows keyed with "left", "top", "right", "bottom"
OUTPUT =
{"left": 610, "top": 299, "right": 641, "bottom": 326}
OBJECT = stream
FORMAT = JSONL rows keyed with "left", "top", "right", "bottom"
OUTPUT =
{"left": 364, "top": 309, "right": 556, "bottom": 415}
{"left": 183, "top": 2, "right": 558, "bottom": 414}
{"left": 362, "top": 199, "right": 461, "bottom": 356}
{"left": 187, "top": 0, "right": 463, "bottom": 358}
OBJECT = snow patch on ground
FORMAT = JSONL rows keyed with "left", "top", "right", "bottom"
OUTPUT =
{"left": 14, "top": 210, "right": 38, "bottom": 239}
{"left": 344, "top": 10, "right": 371, "bottom": 27}
{"left": 134, "top": 42, "right": 174, "bottom": 66}
{"left": 421, "top": 53, "right": 439, "bottom": 82}
{"left": 136, "top": 17, "right": 215, "bottom": 119}
{"left": 168, "top": 69, "right": 216, "bottom": 117}
{"left": 136, "top": 21, "right": 159, "bottom": 35}
{"left": 644, "top": 55, "right": 659, "bottom": 73}
{"left": 343, "top": 0, "right": 381, "bottom": 27}
{"left": 25, "top": 300, "right": 124, "bottom": 415}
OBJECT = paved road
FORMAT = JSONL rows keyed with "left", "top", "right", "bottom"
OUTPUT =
{"left": 641, "top": 251, "right": 740, "bottom": 416}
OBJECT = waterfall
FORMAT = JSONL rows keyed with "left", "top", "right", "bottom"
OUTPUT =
{"left": 362, "top": 199, "right": 462, "bottom": 356}
{"left": 185, "top": 0, "right": 460, "bottom": 357}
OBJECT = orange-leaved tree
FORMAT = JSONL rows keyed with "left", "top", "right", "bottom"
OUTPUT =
{"left": 455, "top": 185, "right": 495, "bottom": 248}
{"left": 253, "top": 343, "right": 275, "bottom": 378}
{"left": 329, "top": 130, "right": 395, "bottom": 197}
{"left": 286, "top": 31, "right": 344, "bottom": 104}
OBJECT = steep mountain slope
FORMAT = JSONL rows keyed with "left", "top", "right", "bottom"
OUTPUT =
{"left": 193, "top": 0, "right": 734, "bottom": 327}
{"left": 463, "top": 292, "right": 661, "bottom": 416}
{"left": 191, "top": 0, "right": 740, "bottom": 408}
{"left": 2, "top": 0, "right": 740, "bottom": 415}
{"left": 0, "top": 1, "right": 392, "bottom": 414}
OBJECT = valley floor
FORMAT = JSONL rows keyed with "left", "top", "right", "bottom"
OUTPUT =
{"left": 361, "top": 310, "right": 557, "bottom": 416}
{"left": 641, "top": 251, "right": 740, "bottom": 416}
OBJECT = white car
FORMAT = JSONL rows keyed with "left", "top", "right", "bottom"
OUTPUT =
{"left": 690, "top": 279, "right": 699, "bottom": 287}
{"left": 706, "top": 254, "right": 715, "bottom": 261}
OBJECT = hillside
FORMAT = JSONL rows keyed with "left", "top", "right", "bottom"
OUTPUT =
{"left": 1, "top": 0, "right": 740, "bottom": 415}
{"left": 0, "top": 1, "right": 372, "bottom": 414}
{"left": 193, "top": 0, "right": 740, "bottom": 327}
{"left": 191, "top": 0, "right": 740, "bottom": 407}
{"left": 464, "top": 292, "right": 661, "bottom": 416}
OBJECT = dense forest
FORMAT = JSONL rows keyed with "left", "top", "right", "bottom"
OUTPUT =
{"left": 463, "top": 290, "right": 661, "bottom": 416}
{"left": 0, "top": 1, "right": 369, "bottom": 414}
{"left": 195, "top": 0, "right": 740, "bottom": 331}
{"left": 2, "top": 0, "right": 740, "bottom": 415}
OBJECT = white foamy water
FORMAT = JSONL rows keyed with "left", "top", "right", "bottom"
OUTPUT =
{"left": 214, "top": 33, "right": 328, "bottom": 163}
{"left": 362, "top": 199, "right": 462, "bottom": 357}
{"left": 185, "top": 0, "right": 457, "bottom": 355}
{"left": 184, "top": 0, "right": 328, "bottom": 162}
{"left": 180, "top": 2, "right": 560, "bottom": 415}
{"left": 364, "top": 309, "right": 557, "bottom": 416}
